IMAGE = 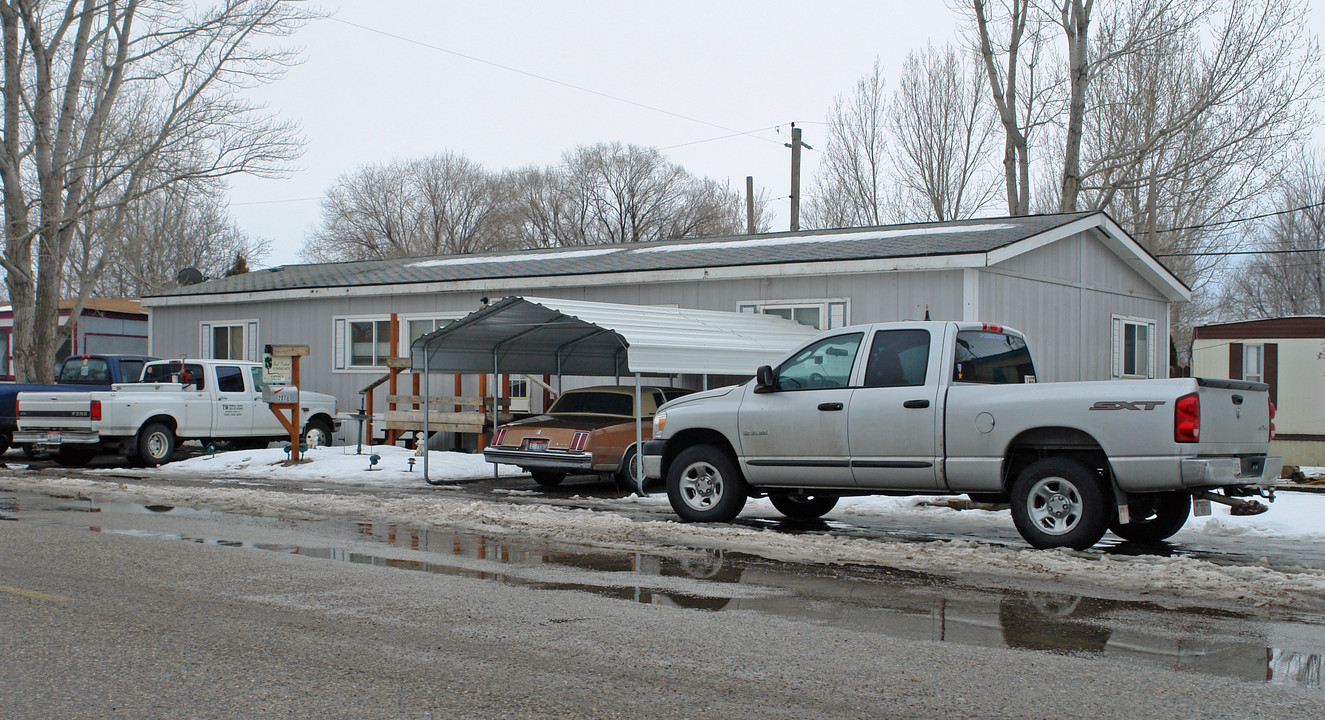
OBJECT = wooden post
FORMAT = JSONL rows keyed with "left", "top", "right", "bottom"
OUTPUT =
{"left": 477, "top": 372, "right": 488, "bottom": 450}
{"left": 264, "top": 346, "right": 310, "bottom": 461}
{"left": 386, "top": 314, "right": 399, "bottom": 445}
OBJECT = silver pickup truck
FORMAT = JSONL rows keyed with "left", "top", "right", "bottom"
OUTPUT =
{"left": 643, "top": 321, "right": 1280, "bottom": 550}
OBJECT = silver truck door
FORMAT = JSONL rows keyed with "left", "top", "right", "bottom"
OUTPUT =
{"left": 736, "top": 332, "right": 863, "bottom": 487}
{"left": 848, "top": 328, "right": 942, "bottom": 490}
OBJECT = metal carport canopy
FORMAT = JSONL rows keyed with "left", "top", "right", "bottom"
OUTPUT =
{"left": 410, "top": 296, "right": 820, "bottom": 376}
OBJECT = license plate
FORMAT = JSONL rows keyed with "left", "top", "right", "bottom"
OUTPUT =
{"left": 45, "top": 431, "right": 61, "bottom": 444}
{"left": 525, "top": 438, "right": 548, "bottom": 452}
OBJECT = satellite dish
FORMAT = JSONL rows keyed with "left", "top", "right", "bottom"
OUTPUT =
{"left": 176, "top": 268, "right": 204, "bottom": 286}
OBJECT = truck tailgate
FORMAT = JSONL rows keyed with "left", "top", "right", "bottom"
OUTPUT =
{"left": 1194, "top": 379, "right": 1272, "bottom": 454}
{"left": 16, "top": 393, "right": 97, "bottom": 431}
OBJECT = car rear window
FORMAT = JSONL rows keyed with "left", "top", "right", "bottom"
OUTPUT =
{"left": 953, "top": 330, "right": 1036, "bottom": 384}
{"left": 549, "top": 392, "right": 633, "bottom": 416}
{"left": 58, "top": 358, "right": 112, "bottom": 385}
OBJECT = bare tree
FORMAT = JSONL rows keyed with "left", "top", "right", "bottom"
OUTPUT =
{"left": 515, "top": 142, "right": 762, "bottom": 248}
{"left": 887, "top": 42, "right": 1001, "bottom": 222}
{"left": 71, "top": 185, "right": 270, "bottom": 297}
{"left": 1221, "top": 151, "right": 1325, "bottom": 319}
{"left": 1, "top": 0, "right": 311, "bottom": 381}
{"left": 804, "top": 59, "right": 894, "bottom": 228}
{"left": 962, "top": 0, "right": 1057, "bottom": 215}
{"left": 302, "top": 153, "right": 513, "bottom": 263}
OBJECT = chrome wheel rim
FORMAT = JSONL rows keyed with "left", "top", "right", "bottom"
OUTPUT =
{"left": 1027, "top": 476, "right": 1082, "bottom": 536}
{"left": 677, "top": 461, "right": 724, "bottom": 512}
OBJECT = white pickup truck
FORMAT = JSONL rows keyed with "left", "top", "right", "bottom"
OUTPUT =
{"left": 643, "top": 321, "right": 1281, "bottom": 550}
{"left": 15, "top": 359, "right": 338, "bottom": 467}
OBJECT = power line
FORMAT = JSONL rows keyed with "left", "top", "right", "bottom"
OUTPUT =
{"left": 1152, "top": 200, "right": 1325, "bottom": 235}
{"left": 1157, "top": 248, "right": 1322, "bottom": 258}
{"left": 329, "top": 17, "right": 785, "bottom": 147}
{"left": 230, "top": 196, "right": 322, "bottom": 206}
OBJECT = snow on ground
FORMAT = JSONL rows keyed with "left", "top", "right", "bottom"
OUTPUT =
{"left": 5, "top": 446, "right": 1325, "bottom": 611}
{"left": 119, "top": 444, "right": 526, "bottom": 485}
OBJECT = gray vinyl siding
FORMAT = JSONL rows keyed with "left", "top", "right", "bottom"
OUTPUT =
{"left": 146, "top": 227, "right": 1177, "bottom": 418}
{"left": 981, "top": 230, "right": 1169, "bottom": 382}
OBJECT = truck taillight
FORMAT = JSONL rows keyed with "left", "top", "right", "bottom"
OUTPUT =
{"left": 1174, "top": 392, "right": 1200, "bottom": 443}
{"left": 90, "top": 399, "right": 101, "bottom": 422}
{"left": 492, "top": 428, "right": 507, "bottom": 446}
{"left": 1269, "top": 400, "right": 1276, "bottom": 441}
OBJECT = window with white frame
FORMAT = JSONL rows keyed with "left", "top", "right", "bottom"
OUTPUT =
{"left": 508, "top": 375, "right": 530, "bottom": 413}
{"left": 738, "top": 300, "right": 848, "bottom": 330}
{"left": 334, "top": 315, "right": 460, "bottom": 370}
{"left": 1111, "top": 315, "right": 1157, "bottom": 379}
{"left": 200, "top": 321, "right": 258, "bottom": 361}
{"left": 1243, "top": 344, "right": 1264, "bottom": 382}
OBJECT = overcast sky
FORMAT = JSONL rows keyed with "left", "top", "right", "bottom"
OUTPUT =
{"left": 228, "top": 1, "right": 1325, "bottom": 268}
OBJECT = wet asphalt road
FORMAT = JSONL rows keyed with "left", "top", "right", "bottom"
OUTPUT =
{"left": 3, "top": 502, "right": 1324, "bottom": 720}
{"left": 3, "top": 452, "right": 1325, "bottom": 718}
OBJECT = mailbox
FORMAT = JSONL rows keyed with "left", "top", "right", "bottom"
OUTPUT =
{"left": 262, "top": 385, "right": 300, "bottom": 404}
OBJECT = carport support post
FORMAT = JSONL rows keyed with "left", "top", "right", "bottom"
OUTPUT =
{"left": 493, "top": 351, "right": 500, "bottom": 480}
{"left": 423, "top": 343, "right": 434, "bottom": 482}
{"left": 634, "top": 373, "right": 644, "bottom": 496}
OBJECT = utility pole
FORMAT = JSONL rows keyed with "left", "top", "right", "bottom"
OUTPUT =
{"left": 785, "top": 123, "right": 811, "bottom": 231}
{"left": 746, "top": 176, "right": 756, "bottom": 235}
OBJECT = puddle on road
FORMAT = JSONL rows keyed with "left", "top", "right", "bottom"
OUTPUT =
{"left": 3, "top": 491, "right": 1323, "bottom": 692}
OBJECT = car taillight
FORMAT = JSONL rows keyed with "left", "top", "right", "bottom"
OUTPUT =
{"left": 1174, "top": 392, "right": 1200, "bottom": 443}
{"left": 1268, "top": 400, "right": 1276, "bottom": 441}
{"left": 570, "top": 432, "right": 589, "bottom": 452}
{"left": 90, "top": 399, "right": 101, "bottom": 422}
{"left": 492, "top": 428, "right": 507, "bottom": 446}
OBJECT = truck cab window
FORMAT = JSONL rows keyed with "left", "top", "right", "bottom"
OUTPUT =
{"left": 775, "top": 333, "right": 863, "bottom": 390}
{"left": 216, "top": 366, "right": 246, "bottom": 393}
{"left": 953, "top": 330, "right": 1036, "bottom": 384}
{"left": 143, "top": 362, "right": 207, "bottom": 390}
{"left": 864, "top": 330, "right": 930, "bottom": 387}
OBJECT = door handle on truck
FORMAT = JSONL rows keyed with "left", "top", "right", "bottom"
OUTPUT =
{"left": 903, "top": 399, "right": 930, "bottom": 409}
{"left": 817, "top": 402, "right": 844, "bottom": 411}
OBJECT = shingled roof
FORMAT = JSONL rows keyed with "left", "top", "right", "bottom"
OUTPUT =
{"left": 147, "top": 211, "right": 1186, "bottom": 302}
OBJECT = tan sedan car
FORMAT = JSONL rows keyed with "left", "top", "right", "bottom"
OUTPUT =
{"left": 483, "top": 385, "right": 692, "bottom": 488}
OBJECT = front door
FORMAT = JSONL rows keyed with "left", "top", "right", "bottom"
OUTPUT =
{"left": 736, "top": 332, "right": 864, "bottom": 487}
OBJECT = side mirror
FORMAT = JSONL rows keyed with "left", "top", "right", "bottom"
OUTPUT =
{"left": 755, "top": 365, "right": 775, "bottom": 392}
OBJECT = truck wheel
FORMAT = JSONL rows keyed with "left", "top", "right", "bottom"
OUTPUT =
{"left": 0, "top": 431, "right": 10, "bottom": 455}
{"left": 301, "top": 418, "right": 334, "bottom": 449}
{"left": 667, "top": 444, "right": 748, "bottom": 523}
{"left": 54, "top": 446, "right": 96, "bottom": 467}
{"left": 1010, "top": 457, "right": 1110, "bottom": 550}
{"left": 136, "top": 423, "right": 176, "bottom": 467}
{"left": 769, "top": 493, "right": 839, "bottom": 520}
{"left": 1110, "top": 491, "right": 1192, "bottom": 543}
{"left": 531, "top": 471, "right": 565, "bottom": 487}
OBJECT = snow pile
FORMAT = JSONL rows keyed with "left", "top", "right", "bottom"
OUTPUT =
{"left": 115, "top": 445, "right": 524, "bottom": 485}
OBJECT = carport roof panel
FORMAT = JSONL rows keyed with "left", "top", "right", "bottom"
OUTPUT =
{"left": 410, "top": 296, "right": 820, "bottom": 376}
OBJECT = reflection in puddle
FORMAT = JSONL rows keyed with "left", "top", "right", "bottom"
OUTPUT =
{"left": 4, "top": 491, "right": 1323, "bottom": 692}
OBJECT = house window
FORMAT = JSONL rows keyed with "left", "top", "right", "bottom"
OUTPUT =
{"left": 407, "top": 317, "right": 459, "bottom": 349}
{"left": 1243, "top": 344, "right": 1264, "bottom": 383}
{"left": 508, "top": 375, "right": 530, "bottom": 413}
{"left": 0, "top": 329, "right": 9, "bottom": 377}
{"left": 200, "top": 320, "right": 258, "bottom": 361}
{"left": 1111, "top": 315, "right": 1157, "bottom": 379}
{"left": 738, "top": 300, "right": 848, "bottom": 330}
{"left": 350, "top": 320, "right": 392, "bottom": 367}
